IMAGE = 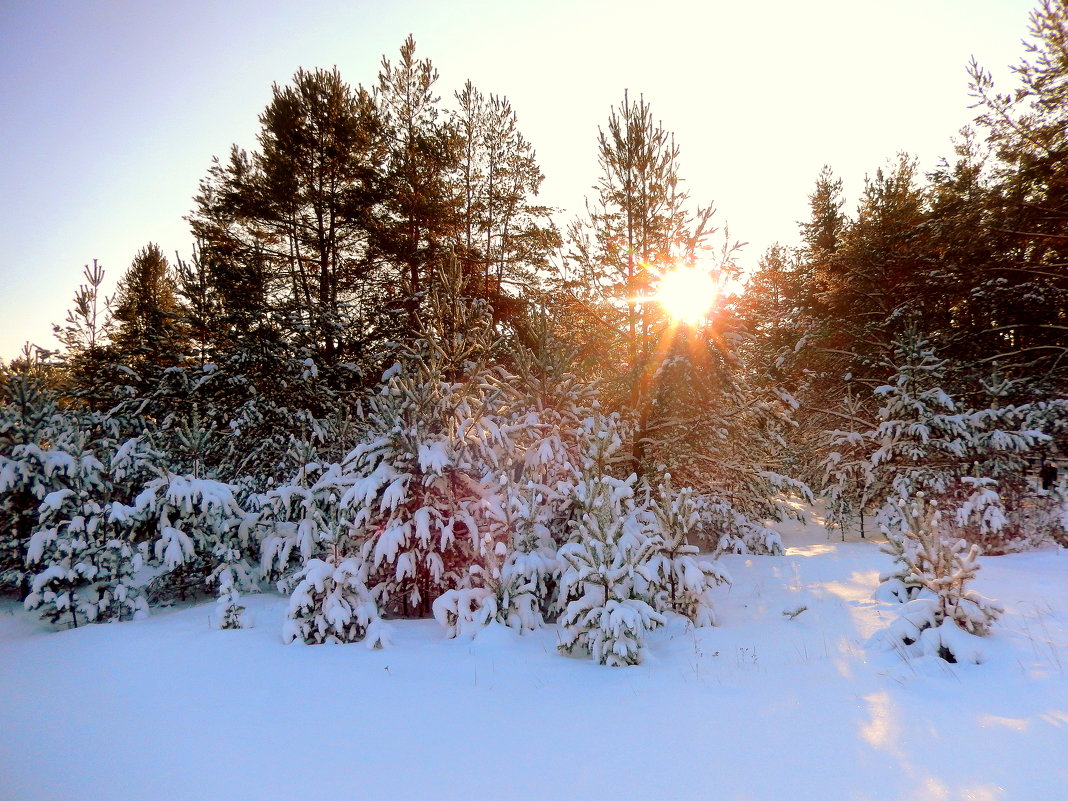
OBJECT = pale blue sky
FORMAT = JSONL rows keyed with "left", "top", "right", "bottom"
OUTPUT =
{"left": 0, "top": 0, "right": 1036, "bottom": 360}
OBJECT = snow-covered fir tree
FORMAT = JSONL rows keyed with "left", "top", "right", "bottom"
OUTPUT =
{"left": 0, "top": 370, "right": 67, "bottom": 596}
{"left": 260, "top": 442, "right": 351, "bottom": 586}
{"left": 868, "top": 331, "right": 1045, "bottom": 602}
{"left": 557, "top": 413, "right": 665, "bottom": 666}
{"left": 820, "top": 388, "right": 877, "bottom": 540}
{"left": 129, "top": 470, "right": 252, "bottom": 617}
{"left": 340, "top": 257, "right": 513, "bottom": 619}
{"left": 23, "top": 442, "right": 108, "bottom": 628}
{"left": 962, "top": 374, "right": 1065, "bottom": 550}
{"left": 873, "top": 485, "right": 1004, "bottom": 663}
{"left": 124, "top": 414, "right": 261, "bottom": 627}
{"left": 644, "top": 476, "right": 731, "bottom": 627}
{"left": 489, "top": 329, "right": 600, "bottom": 631}
{"left": 260, "top": 440, "right": 392, "bottom": 643}
{"left": 284, "top": 541, "right": 389, "bottom": 647}
{"left": 854, "top": 330, "right": 1061, "bottom": 663}
{"left": 23, "top": 434, "right": 158, "bottom": 627}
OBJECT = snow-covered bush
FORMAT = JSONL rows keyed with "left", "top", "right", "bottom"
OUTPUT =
{"left": 701, "top": 497, "right": 784, "bottom": 556}
{"left": 432, "top": 586, "right": 497, "bottom": 638}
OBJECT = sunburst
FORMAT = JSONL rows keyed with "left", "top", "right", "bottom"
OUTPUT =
{"left": 654, "top": 266, "right": 718, "bottom": 325}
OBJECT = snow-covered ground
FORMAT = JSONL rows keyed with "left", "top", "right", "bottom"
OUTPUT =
{"left": 2, "top": 507, "right": 1066, "bottom": 801}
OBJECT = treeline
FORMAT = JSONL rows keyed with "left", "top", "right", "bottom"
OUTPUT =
{"left": 739, "top": 2, "right": 1068, "bottom": 538}
{"left": 0, "top": 6, "right": 1066, "bottom": 664}
{"left": 0, "top": 35, "right": 791, "bottom": 665}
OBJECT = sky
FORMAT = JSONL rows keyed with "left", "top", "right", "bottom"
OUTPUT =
{"left": 0, "top": 0, "right": 1039, "bottom": 361}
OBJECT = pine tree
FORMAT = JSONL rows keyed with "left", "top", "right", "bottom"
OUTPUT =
{"left": 565, "top": 91, "right": 721, "bottom": 472}
{"left": 489, "top": 326, "right": 600, "bottom": 629}
{"left": 21, "top": 443, "right": 103, "bottom": 628}
{"left": 173, "top": 247, "right": 222, "bottom": 368}
{"left": 797, "top": 165, "right": 847, "bottom": 322}
{"left": 261, "top": 441, "right": 352, "bottom": 588}
{"left": 863, "top": 330, "right": 1045, "bottom": 607}
{"left": 52, "top": 261, "right": 118, "bottom": 409}
{"left": 968, "top": 0, "right": 1068, "bottom": 391}
{"left": 735, "top": 245, "right": 808, "bottom": 379}
{"left": 375, "top": 35, "right": 462, "bottom": 335}
{"left": 639, "top": 318, "right": 807, "bottom": 553}
{"left": 819, "top": 156, "right": 934, "bottom": 386}
{"left": 451, "top": 80, "right": 559, "bottom": 330}
{"left": 190, "top": 67, "right": 383, "bottom": 363}
{"left": 873, "top": 487, "right": 1004, "bottom": 664}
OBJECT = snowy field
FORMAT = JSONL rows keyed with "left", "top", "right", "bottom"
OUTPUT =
{"left": 1, "top": 508, "right": 1066, "bottom": 801}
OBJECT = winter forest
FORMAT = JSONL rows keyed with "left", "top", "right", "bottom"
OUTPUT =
{"left": 2, "top": 2, "right": 1068, "bottom": 799}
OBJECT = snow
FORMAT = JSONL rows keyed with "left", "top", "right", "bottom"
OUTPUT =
{"left": 1, "top": 505, "right": 1066, "bottom": 800}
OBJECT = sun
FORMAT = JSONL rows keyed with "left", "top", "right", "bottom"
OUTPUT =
{"left": 654, "top": 266, "right": 718, "bottom": 325}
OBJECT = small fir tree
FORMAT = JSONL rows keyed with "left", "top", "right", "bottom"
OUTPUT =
{"left": 644, "top": 477, "right": 731, "bottom": 627}
{"left": 284, "top": 547, "right": 388, "bottom": 647}
{"left": 820, "top": 389, "right": 877, "bottom": 540}
{"left": 0, "top": 368, "right": 67, "bottom": 597}
{"left": 23, "top": 435, "right": 157, "bottom": 627}
{"left": 340, "top": 258, "right": 512, "bottom": 619}
{"left": 131, "top": 472, "right": 251, "bottom": 612}
{"left": 874, "top": 486, "right": 1004, "bottom": 664}
{"left": 557, "top": 414, "right": 665, "bottom": 666}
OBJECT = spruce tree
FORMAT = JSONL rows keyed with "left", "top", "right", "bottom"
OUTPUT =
{"left": 111, "top": 243, "right": 187, "bottom": 380}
